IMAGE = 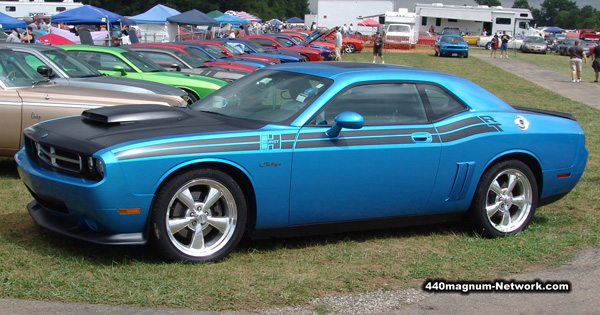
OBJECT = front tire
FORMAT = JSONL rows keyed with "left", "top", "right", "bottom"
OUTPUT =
{"left": 150, "top": 168, "right": 247, "bottom": 263}
{"left": 344, "top": 43, "right": 356, "bottom": 53}
{"left": 485, "top": 42, "right": 492, "bottom": 50}
{"left": 469, "top": 160, "right": 537, "bottom": 237}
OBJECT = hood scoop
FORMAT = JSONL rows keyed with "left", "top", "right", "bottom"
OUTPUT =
{"left": 82, "top": 105, "right": 192, "bottom": 124}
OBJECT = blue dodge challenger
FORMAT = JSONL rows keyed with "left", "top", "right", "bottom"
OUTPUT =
{"left": 15, "top": 62, "right": 588, "bottom": 263}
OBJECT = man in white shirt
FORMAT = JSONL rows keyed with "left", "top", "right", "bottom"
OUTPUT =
{"left": 335, "top": 28, "right": 343, "bottom": 61}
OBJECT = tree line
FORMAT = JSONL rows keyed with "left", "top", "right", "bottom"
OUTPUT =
{"left": 87, "top": 0, "right": 309, "bottom": 22}
{"left": 477, "top": 0, "right": 600, "bottom": 30}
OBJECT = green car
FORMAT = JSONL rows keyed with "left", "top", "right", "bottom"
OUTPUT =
{"left": 60, "top": 45, "right": 227, "bottom": 102}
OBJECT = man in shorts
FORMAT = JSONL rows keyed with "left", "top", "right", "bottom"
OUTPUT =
{"left": 334, "top": 28, "right": 343, "bottom": 61}
{"left": 567, "top": 40, "right": 587, "bottom": 83}
{"left": 500, "top": 31, "right": 510, "bottom": 58}
{"left": 372, "top": 32, "right": 384, "bottom": 63}
{"left": 592, "top": 42, "right": 600, "bottom": 83}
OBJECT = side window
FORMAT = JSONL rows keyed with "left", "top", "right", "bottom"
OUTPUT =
{"left": 97, "top": 53, "right": 132, "bottom": 72}
{"left": 421, "top": 85, "right": 466, "bottom": 121}
{"left": 311, "top": 83, "right": 428, "bottom": 126}
{"left": 18, "top": 53, "right": 46, "bottom": 73}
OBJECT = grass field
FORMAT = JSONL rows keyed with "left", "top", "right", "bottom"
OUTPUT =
{"left": 1, "top": 50, "right": 598, "bottom": 312}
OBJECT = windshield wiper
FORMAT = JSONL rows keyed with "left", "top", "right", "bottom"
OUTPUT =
{"left": 31, "top": 78, "right": 51, "bottom": 88}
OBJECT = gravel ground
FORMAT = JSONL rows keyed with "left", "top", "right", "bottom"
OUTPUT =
{"left": 258, "top": 289, "right": 429, "bottom": 314}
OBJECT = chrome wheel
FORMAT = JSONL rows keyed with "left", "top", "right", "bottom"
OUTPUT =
{"left": 344, "top": 43, "right": 356, "bottom": 53}
{"left": 469, "top": 160, "right": 537, "bottom": 237}
{"left": 484, "top": 168, "right": 533, "bottom": 233}
{"left": 166, "top": 179, "right": 237, "bottom": 257}
{"left": 151, "top": 169, "right": 246, "bottom": 262}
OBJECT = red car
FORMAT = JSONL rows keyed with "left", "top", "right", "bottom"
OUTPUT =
{"left": 183, "top": 40, "right": 281, "bottom": 65}
{"left": 283, "top": 29, "right": 364, "bottom": 53}
{"left": 244, "top": 35, "right": 326, "bottom": 61}
{"left": 130, "top": 43, "right": 257, "bottom": 72}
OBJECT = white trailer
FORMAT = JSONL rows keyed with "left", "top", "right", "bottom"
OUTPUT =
{"left": 415, "top": 3, "right": 534, "bottom": 37}
{"left": 1, "top": 0, "right": 83, "bottom": 19}
{"left": 305, "top": 0, "right": 394, "bottom": 35}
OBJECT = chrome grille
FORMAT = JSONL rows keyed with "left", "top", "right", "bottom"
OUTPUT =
{"left": 35, "top": 142, "right": 82, "bottom": 173}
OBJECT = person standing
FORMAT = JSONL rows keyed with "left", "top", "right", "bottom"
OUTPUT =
{"left": 500, "top": 31, "right": 510, "bottom": 58}
{"left": 372, "top": 32, "right": 384, "bottom": 63}
{"left": 592, "top": 43, "right": 600, "bottom": 83}
{"left": 6, "top": 28, "right": 21, "bottom": 42}
{"left": 334, "top": 28, "right": 343, "bottom": 61}
{"left": 349, "top": 23, "right": 354, "bottom": 35}
{"left": 568, "top": 40, "right": 587, "bottom": 82}
{"left": 490, "top": 34, "right": 499, "bottom": 58}
{"left": 20, "top": 27, "right": 34, "bottom": 43}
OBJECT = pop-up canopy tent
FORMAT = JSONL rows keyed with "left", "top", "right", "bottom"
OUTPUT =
{"left": 285, "top": 16, "right": 304, "bottom": 24}
{"left": 129, "top": 4, "right": 180, "bottom": 42}
{"left": 0, "top": 11, "right": 26, "bottom": 29}
{"left": 166, "top": 9, "right": 220, "bottom": 41}
{"left": 51, "top": 5, "right": 121, "bottom": 24}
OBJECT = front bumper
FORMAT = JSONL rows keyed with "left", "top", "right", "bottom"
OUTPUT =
{"left": 15, "top": 149, "right": 153, "bottom": 244}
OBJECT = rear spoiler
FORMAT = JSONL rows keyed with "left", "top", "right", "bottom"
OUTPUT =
{"left": 512, "top": 106, "right": 577, "bottom": 121}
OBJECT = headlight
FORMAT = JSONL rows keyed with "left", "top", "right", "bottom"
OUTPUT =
{"left": 87, "top": 156, "right": 105, "bottom": 179}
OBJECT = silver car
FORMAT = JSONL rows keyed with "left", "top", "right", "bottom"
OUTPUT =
{"left": 2, "top": 43, "right": 189, "bottom": 103}
{"left": 521, "top": 36, "right": 548, "bottom": 54}
{"left": 0, "top": 47, "right": 187, "bottom": 156}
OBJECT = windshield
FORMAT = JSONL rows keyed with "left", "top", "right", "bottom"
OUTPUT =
{"left": 388, "top": 25, "right": 411, "bottom": 33}
{"left": 171, "top": 49, "right": 204, "bottom": 68}
{"left": 202, "top": 44, "right": 228, "bottom": 59}
{"left": 243, "top": 40, "right": 267, "bottom": 52}
{"left": 122, "top": 51, "right": 165, "bottom": 72}
{"left": 441, "top": 36, "right": 465, "bottom": 44}
{"left": 274, "top": 37, "right": 297, "bottom": 47}
{"left": 189, "top": 69, "right": 333, "bottom": 123}
{"left": 220, "top": 42, "right": 244, "bottom": 55}
{"left": 0, "top": 51, "right": 47, "bottom": 87}
{"left": 40, "top": 49, "right": 102, "bottom": 78}
{"left": 525, "top": 37, "right": 545, "bottom": 43}
{"left": 184, "top": 47, "right": 214, "bottom": 62}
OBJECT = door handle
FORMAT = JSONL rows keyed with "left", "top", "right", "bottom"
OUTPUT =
{"left": 411, "top": 132, "right": 432, "bottom": 143}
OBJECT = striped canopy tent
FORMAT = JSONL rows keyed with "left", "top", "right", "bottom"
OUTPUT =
{"left": 224, "top": 10, "right": 262, "bottom": 23}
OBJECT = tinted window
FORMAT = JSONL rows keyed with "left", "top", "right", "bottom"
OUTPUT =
{"left": 313, "top": 83, "right": 428, "bottom": 126}
{"left": 421, "top": 85, "right": 466, "bottom": 121}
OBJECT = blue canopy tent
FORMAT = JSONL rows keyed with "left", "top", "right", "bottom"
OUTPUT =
{"left": 51, "top": 5, "right": 121, "bottom": 24}
{"left": 129, "top": 4, "right": 180, "bottom": 43}
{"left": 215, "top": 14, "right": 250, "bottom": 25}
{"left": 0, "top": 11, "right": 26, "bottom": 29}
{"left": 285, "top": 17, "right": 304, "bottom": 24}
{"left": 129, "top": 4, "right": 180, "bottom": 24}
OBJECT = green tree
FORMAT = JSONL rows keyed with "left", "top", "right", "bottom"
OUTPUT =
{"left": 539, "top": 0, "right": 578, "bottom": 26}
{"left": 473, "top": 0, "right": 502, "bottom": 6}
{"left": 512, "top": 0, "right": 531, "bottom": 9}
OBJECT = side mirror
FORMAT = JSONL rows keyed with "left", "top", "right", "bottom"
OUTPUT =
{"left": 37, "top": 66, "right": 54, "bottom": 78}
{"left": 113, "top": 65, "right": 127, "bottom": 76}
{"left": 326, "top": 111, "right": 364, "bottom": 138}
{"left": 170, "top": 63, "right": 182, "bottom": 72}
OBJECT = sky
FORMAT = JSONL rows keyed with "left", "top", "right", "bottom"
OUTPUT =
{"left": 395, "top": 0, "right": 600, "bottom": 10}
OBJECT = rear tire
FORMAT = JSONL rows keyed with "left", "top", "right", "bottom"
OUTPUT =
{"left": 469, "top": 160, "right": 537, "bottom": 238}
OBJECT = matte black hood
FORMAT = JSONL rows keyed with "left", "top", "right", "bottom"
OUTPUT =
{"left": 25, "top": 105, "right": 267, "bottom": 155}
